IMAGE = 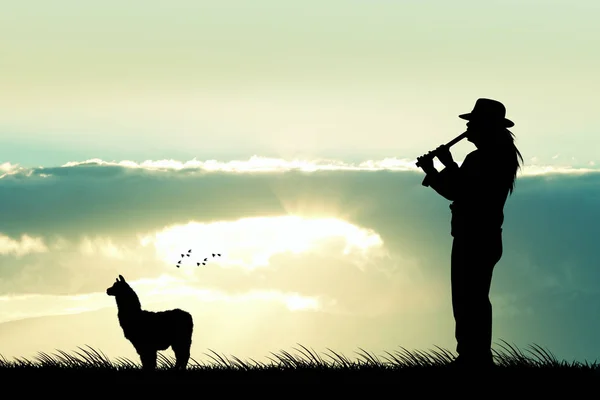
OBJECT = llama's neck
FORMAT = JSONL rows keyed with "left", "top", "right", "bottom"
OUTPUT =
{"left": 115, "top": 292, "right": 142, "bottom": 318}
{"left": 115, "top": 294, "right": 143, "bottom": 338}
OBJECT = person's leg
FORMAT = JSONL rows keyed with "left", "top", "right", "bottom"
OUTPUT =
{"left": 451, "top": 233, "right": 502, "bottom": 366}
{"left": 451, "top": 237, "right": 467, "bottom": 357}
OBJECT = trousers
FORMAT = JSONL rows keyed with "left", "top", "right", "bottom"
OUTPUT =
{"left": 450, "top": 229, "right": 503, "bottom": 362}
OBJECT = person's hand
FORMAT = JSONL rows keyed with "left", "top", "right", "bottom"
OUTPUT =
{"left": 417, "top": 153, "right": 436, "bottom": 174}
{"left": 434, "top": 145, "right": 454, "bottom": 167}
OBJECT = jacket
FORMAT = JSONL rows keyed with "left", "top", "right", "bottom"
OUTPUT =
{"left": 423, "top": 149, "right": 510, "bottom": 237}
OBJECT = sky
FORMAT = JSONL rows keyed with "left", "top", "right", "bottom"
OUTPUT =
{"left": 1, "top": 0, "right": 600, "bottom": 364}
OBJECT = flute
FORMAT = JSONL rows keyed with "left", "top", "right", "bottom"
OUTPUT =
{"left": 415, "top": 131, "right": 467, "bottom": 169}
{"left": 416, "top": 131, "right": 468, "bottom": 187}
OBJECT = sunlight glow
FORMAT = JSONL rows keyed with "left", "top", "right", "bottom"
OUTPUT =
{"left": 138, "top": 216, "right": 385, "bottom": 271}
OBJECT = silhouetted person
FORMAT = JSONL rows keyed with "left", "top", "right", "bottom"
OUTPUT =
{"left": 106, "top": 275, "right": 194, "bottom": 370}
{"left": 417, "top": 98, "right": 523, "bottom": 369}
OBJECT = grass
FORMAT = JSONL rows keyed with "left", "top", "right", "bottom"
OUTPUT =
{"left": 1, "top": 339, "right": 599, "bottom": 388}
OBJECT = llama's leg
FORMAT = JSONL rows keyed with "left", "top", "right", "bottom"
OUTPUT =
{"left": 172, "top": 341, "right": 191, "bottom": 370}
{"left": 139, "top": 349, "right": 157, "bottom": 371}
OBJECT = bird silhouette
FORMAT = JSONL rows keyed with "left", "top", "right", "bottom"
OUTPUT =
{"left": 177, "top": 250, "right": 222, "bottom": 268}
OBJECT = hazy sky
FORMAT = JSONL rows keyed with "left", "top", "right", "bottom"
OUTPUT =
{"left": 1, "top": 1, "right": 600, "bottom": 364}
{"left": 2, "top": 0, "right": 599, "bottom": 165}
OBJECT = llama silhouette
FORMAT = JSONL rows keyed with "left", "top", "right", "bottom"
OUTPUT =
{"left": 106, "top": 275, "right": 194, "bottom": 370}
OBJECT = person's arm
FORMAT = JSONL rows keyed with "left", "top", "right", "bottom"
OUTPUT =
{"left": 423, "top": 161, "right": 461, "bottom": 201}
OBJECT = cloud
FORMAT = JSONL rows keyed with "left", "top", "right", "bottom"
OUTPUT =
{"left": 1, "top": 157, "right": 599, "bottom": 293}
{"left": 0, "top": 274, "right": 323, "bottom": 324}
{"left": 1, "top": 157, "right": 600, "bottom": 361}
{"left": 0, "top": 233, "right": 48, "bottom": 257}
{"left": 4, "top": 156, "right": 598, "bottom": 178}
{"left": 78, "top": 236, "right": 132, "bottom": 260}
{"left": 0, "top": 162, "right": 31, "bottom": 179}
{"left": 139, "top": 216, "right": 387, "bottom": 271}
{"left": 0, "top": 292, "right": 105, "bottom": 324}
{"left": 521, "top": 164, "right": 597, "bottom": 176}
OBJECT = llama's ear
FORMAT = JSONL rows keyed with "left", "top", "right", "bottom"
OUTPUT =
{"left": 118, "top": 275, "right": 125, "bottom": 282}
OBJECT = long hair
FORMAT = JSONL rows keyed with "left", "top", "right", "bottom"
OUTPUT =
{"left": 496, "top": 128, "right": 523, "bottom": 195}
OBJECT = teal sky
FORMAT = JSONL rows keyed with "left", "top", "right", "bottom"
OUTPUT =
{"left": 1, "top": 1, "right": 600, "bottom": 365}
{"left": 1, "top": 0, "right": 599, "bottom": 166}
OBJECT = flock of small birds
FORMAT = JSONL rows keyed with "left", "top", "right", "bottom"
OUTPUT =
{"left": 176, "top": 249, "right": 221, "bottom": 268}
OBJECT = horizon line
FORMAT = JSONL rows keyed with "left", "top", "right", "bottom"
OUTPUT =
{"left": 2, "top": 156, "right": 598, "bottom": 179}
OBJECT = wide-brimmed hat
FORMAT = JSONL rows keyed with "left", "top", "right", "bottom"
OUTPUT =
{"left": 459, "top": 98, "right": 514, "bottom": 128}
